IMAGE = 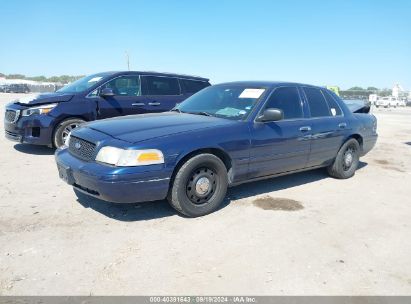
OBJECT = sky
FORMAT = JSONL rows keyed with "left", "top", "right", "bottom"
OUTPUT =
{"left": 0, "top": 0, "right": 410, "bottom": 89}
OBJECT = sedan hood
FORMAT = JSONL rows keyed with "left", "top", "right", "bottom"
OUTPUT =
{"left": 85, "top": 112, "right": 237, "bottom": 144}
{"left": 13, "top": 92, "right": 74, "bottom": 106}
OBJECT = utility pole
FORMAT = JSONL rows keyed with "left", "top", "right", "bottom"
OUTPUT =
{"left": 125, "top": 51, "right": 130, "bottom": 71}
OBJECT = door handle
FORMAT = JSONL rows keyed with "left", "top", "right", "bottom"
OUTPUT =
{"left": 132, "top": 103, "right": 145, "bottom": 106}
{"left": 299, "top": 126, "right": 311, "bottom": 132}
{"left": 338, "top": 122, "right": 347, "bottom": 129}
{"left": 148, "top": 102, "right": 161, "bottom": 106}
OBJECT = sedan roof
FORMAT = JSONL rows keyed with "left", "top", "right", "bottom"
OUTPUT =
{"left": 213, "top": 81, "right": 322, "bottom": 89}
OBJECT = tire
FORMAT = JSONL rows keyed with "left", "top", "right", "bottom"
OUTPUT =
{"left": 327, "top": 138, "right": 360, "bottom": 179}
{"left": 53, "top": 118, "right": 85, "bottom": 148}
{"left": 167, "top": 153, "right": 228, "bottom": 217}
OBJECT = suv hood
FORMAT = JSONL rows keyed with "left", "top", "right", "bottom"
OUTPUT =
{"left": 84, "top": 112, "right": 237, "bottom": 144}
{"left": 13, "top": 92, "right": 75, "bottom": 106}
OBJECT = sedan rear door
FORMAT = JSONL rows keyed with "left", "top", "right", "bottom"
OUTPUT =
{"left": 301, "top": 87, "right": 348, "bottom": 167}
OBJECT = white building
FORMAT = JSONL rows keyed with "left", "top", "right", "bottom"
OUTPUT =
{"left": 392, "top": 84, "right": 403, "bottom": 98}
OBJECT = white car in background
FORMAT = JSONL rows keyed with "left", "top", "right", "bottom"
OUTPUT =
{"left": 375, "top": 96, "right": 400, "bottom": 108}
{"left": 398, "top": 99, "right": 406, "bottom": 107}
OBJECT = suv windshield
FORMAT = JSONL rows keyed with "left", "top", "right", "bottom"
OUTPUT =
{"left": 57, "top": 73, "right": 109, "bottom": 93}
{"left": 177, "top": 85, "right": 267, "bottom": 120}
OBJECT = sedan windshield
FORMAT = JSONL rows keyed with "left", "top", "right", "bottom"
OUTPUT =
{"left": 177, "top": 85, "right": 267, "bottom": 120}
{"left": 57, "top": 73, "right": 110, "bottom": 93}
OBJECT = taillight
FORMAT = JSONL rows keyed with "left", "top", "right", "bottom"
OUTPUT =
{"left": 372, "top": 116, "right": 377, "bottom": 133}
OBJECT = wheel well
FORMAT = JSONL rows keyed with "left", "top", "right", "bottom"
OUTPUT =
{"left": 51, "top": 116, "right": 89, "bottom": 142}
{"left": 169, "top": 148, "right": 233, "bottom": 186}
{"left": 347, "top": 134, "right": 363, "bottom": 150}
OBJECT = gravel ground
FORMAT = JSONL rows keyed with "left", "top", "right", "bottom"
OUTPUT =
{"left": 0, "top": 93, "right": 410, "bottom": 295}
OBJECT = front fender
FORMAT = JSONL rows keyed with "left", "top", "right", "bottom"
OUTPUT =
{"left": 131, "top": 122, "right": 252, "bottom": 183}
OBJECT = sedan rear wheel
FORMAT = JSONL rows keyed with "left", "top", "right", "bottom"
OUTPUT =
{"left": 327, "top": 138, "right": 360, "bottom": 179}
{"left": 168, "top": 154, "right": 228, "bottom": 217}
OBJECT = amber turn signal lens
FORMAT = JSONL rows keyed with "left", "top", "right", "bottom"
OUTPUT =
{"left": 137, "top": 152, "right": 162, "bottom": 162}
{"left": 41, "top": 108, "right": 53, "bottom": 114}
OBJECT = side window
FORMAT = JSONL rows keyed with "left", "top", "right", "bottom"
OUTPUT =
{"left": 181, "top": 79, "right": 209, "bottom": 94}
{"left": 303, "top": 87, "right": 331, "bottom": 117}
{"left": 144, "top": 76, "right": 180, "bottom": 95}
{"left": 101, "top": 76, "right": 141, "bottom": 96}
{"left": 322, "top": 90, "right": 342, "bottom": 116}
{"left": 264, "top": 87, "right": 303, "bottom": 119}
{"left": 89, "top": 89, "right": 98, "bottom": 97}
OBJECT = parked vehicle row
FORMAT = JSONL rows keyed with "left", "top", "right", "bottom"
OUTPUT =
{"left": 375, "top": 96, "right": 405, "bottom": 108}
{"left": 4, "top": 72, "right": 378, "bottom": 217}
{"left": 0, "top": 83, "right": 30, "bottom": 93}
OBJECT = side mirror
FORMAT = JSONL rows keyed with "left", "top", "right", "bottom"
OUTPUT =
{"left": 257, "top": 108, "right": 284, "bottom": 122}
{"left": 100, "top": 88, "right": 115, "bottom": 97}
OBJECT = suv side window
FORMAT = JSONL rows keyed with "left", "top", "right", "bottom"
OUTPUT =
{"left": 101, "top": 76, "right": 141, "bottom": 96}
{"left": 303, "top": 87, "right": 331, "bottom": 117}
{"left": 144, "top": 76, "right": 180, "bottom": 95}
{"left": 322, "top": 90, "right": 342, "bottom": 116}
{"left": 181, "top": 79, "right": 209, "bottom": 94}
{"left": 264, "top": 87, "right": 303, "bottom": 120}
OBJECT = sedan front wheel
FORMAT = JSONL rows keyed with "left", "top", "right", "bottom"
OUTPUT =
{"left": 168, "top": 153, "right": 228, "bottom": 217}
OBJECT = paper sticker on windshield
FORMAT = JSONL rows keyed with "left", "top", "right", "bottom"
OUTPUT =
{"left": 330, "top": 108, "right": 337, "bottom": 116}
{"left": 88, "top": 77, "right": 103, "bottom": 83}
{"left": 239, "top": 88, "right": 265, "bottom": 99}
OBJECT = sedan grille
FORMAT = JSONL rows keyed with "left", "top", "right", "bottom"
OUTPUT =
{"left": 5, "top": 110, "right": 20, "bottom": 123}
{"left": 68, "top": 136, "right": 96, "bottom": 161}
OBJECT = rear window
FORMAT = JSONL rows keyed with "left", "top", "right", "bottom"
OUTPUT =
{"left": 322, "top": 90, "right": 342, "bottom": 116}
{"left": 181, "top": 79, "right": 209, "bottom": 94}
{"left": 144, "top": 76, "right": 180, "bottom": 95}
{"left": 303, "top": 87, "right": 331, "bottom": 117}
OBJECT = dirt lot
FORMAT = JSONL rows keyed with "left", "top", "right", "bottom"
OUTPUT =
{"left": 0, "top": 93, "right": 410, "bottom": 295}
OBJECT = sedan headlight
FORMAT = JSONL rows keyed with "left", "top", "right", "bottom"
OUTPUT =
{"left": 22, "top": 103, "right": 57, "bottom": 116}
{"left": 95, "top": 147, "right": 164, "bottom": 167}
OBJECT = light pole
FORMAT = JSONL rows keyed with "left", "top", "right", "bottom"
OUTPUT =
{"left": 125, "top": 51, "right": 130, "bottom": 71}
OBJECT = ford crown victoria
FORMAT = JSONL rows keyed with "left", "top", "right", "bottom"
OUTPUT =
{"left": 55, "top": 82, "right": 378, "bottom": 217}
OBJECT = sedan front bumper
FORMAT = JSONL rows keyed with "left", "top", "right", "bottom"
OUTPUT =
{"left": 55, "top": 148, "right": 172, "bottom": 203}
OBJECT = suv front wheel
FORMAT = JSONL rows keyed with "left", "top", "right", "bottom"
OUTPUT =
{"left": 53, "top": 118, "right": 85, "bottom": 148}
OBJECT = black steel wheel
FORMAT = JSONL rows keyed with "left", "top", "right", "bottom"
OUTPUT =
{"left": 168, "top": 154, "right": 228, "bottom": 217}
{"left": 327, "top": 138, "right": 360, "bottom": 179}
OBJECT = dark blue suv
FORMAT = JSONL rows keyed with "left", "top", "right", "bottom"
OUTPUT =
{"left": 4, "top": 71, "right": 210, "bottom": 148}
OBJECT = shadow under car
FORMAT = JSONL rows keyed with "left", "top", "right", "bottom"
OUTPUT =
{"left": 74, "top": 162, "right": 368, "bottom": 221}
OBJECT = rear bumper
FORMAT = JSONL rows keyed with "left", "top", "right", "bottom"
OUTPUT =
{"left": 362, "top": 134, "right": 378, "bottom": 156}
{"left": 55, "top": 148, "right": 172, "bottom": 203}
{"left": 4, "top": 112, "right": 54, "bottom": 146}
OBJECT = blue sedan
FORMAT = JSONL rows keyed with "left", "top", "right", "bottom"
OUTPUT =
{"left": 55, "top": 82, "right": 378, "bottom": 217}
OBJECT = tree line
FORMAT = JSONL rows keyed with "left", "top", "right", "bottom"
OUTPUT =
{"left": 340, "top": 86, "right": 393, "bottom": 99}
{"left": 0, "top": 73, "right": 84, "bottom": 84}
